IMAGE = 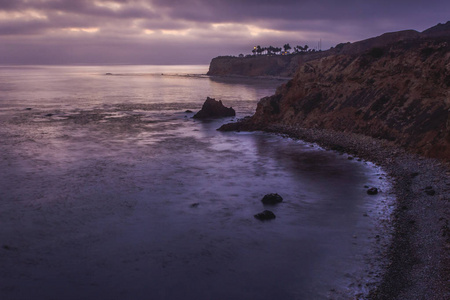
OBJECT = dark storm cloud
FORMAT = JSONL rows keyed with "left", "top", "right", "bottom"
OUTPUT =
{"left": 1, "top": 0, "right": 448, "bottom": 35}
{"left": 0, "top": 0, "right": 448, "bottom": 64}
{"left": 150, "top": 0, "right": 448, "bottom": 26}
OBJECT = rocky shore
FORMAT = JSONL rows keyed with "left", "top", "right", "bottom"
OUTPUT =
{"left": 220, "top": 122, "right": 449, "bottom": 299}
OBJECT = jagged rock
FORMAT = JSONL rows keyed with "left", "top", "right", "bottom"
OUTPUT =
{"left": 367, "top": 187, "right": 379, "bottom": 195}
{"left": 193, "top": 97, "right": 235, "bottom": 119}
{"left": 261, "top": 193, "right": 283, "bottom": 205}
{"left": 254, "top": 210, "right": 276, "bottom": 221}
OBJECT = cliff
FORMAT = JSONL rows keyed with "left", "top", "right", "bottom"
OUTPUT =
{"left": 207, "top": 52, "right": 330, "bottom": 77}
{"left": 219, "top": 23, "right": 450, "bottom": 160}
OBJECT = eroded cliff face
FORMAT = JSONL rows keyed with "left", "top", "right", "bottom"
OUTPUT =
{"left": 249, "top": 37, "right": 450, "bottom": 160}
{"left": 207, "top": 52, "right": 329, "bottom": 77}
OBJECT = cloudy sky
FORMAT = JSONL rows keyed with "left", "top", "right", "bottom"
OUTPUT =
{"left": 0, "top": 0, "right": 448, "bottom": 65}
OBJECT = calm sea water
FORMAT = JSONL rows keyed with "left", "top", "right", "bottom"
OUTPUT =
{"left": 0, "top": 65, "right": 392, "bottom": 299}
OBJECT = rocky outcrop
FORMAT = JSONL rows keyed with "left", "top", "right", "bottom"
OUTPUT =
{"left": 219, "top": 23, "right": 450, "bottom": 161}
{"left": 254, "top": 210, "right": 276, "bottom": 221}
{"left": 193, "top": 97, "right": 235, "bottom": 119}
{"left": 367, "top": 188, "right": 379, "bottom": 195}
{"left": 261, "top": 193, "right": 283, "bottom": 205}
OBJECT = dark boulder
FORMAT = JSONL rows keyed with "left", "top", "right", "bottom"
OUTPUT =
{"left": 367, "top": 187, "right": 378, "bottom": 195}
{"left": 254, "top": 210, "right": 276, "bottom": 221}
{"left": 193, "top": 97, "right": 235, "bottom": 119}
{"left": 261, "top": 193, "right": 283, "bottom": 205}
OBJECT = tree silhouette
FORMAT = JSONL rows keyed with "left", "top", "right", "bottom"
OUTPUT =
{"left": 283, "top": 43, "right": 291, "bottom": 54}
{"left": 256, "top": 45, "right": 263, "bottom": 55}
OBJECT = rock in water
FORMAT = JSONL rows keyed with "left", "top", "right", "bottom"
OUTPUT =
{"left": 254, "top": 210, "right": 276, "bottom": 221}
{"left": 261, "top": 193, "right": 283, "bottom": 205}
{"left": 367, "top": 187, "right": 378, "bottom": 195}
{"left": 193, "top": 97, "right": 235, "bottom": 119}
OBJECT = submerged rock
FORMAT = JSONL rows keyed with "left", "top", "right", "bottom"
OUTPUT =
{"left": 261, "top": 193, "right": 283, "bottom": 205}
{"left": 254, "top": 210, "right": 276, "bottom": 221}
{"left": 193, "top": 97, "right": 235, "bottom": 119}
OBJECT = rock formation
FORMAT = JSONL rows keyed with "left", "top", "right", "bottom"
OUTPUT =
{"left": 254, "top": 210, "right": 276, "bottom": 221}
{"left": 261, "top": 193, "right": 283, "bottom": 205}
{"left": 193, "top": 97, "right": 235, "bottom": 119}
{"left": 367, "top": 188, "right": 379, "bottom": 195}
{"left": 219, "top": 22, "right": 450, "bottom": 161}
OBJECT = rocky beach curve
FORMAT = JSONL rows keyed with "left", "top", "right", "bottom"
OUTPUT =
{"left": 217, "top": 22, "right": 450, "bottom": 299}
{"left": 220, "top": 123, "right": 449, "bottom": 299}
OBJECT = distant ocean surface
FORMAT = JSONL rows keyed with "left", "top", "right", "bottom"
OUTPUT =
{"left": 0, "top": 65, "right": 392, "bottom": 299}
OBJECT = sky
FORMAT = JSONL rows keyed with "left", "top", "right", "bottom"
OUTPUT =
{"left": 0, "top": 0, "right": 448, "bottom": 65}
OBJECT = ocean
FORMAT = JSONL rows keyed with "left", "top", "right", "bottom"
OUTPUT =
{"left": 0, "top": 65, "right": 393, "bottom": 299}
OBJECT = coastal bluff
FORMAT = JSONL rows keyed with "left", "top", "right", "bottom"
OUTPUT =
{"left": 219, "top": 22, "right": 450, "bottom": 161}
{"left": 207, "top": 53, "right": 328, "bottom": 77}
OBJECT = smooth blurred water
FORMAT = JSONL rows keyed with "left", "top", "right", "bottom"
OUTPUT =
{"left": 0, "top": 65, "right": 392, "bottom": 300}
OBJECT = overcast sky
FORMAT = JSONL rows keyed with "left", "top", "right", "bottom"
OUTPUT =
{"left": 0, "top": 0, "right": 448, "bottom": 65}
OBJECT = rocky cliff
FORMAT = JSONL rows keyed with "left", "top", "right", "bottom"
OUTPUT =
{"left": 207, "top": 52, "right": 330, "bottom": 77}
{"left": 220, "top": 22, "right": 450, "bottom": 160}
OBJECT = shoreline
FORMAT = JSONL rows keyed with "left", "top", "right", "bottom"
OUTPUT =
{"left": 220, "top": 122, "right": 450, "bottom": 299}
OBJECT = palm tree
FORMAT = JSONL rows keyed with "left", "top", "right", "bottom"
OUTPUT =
{"left": 256, "top": 45, "right": 263, "bottom": 55}
{"left": 283, "top": 43, "right": 291, "bottom": 54}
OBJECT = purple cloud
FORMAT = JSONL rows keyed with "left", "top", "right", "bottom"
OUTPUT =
{"left": 0, "top": 0, "right": 448, "bottom": 64}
